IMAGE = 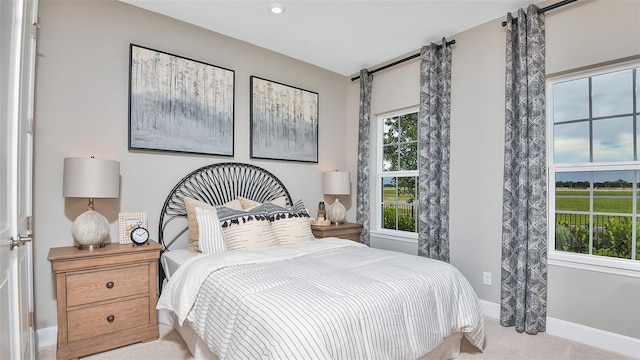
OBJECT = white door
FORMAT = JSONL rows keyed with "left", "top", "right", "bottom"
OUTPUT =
{"left": 1, "top": 0, "right": 38, "bottom": 359}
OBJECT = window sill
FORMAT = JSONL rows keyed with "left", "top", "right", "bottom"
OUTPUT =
{"left": 548, "top": 251, "right": 640, "bottom": 278}
{"left": 370, "top": 229, "right": 418, "bottom": 244}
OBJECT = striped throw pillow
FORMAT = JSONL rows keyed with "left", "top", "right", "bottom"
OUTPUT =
{"left": 195, "top": 207, "right": 227, "bottom": 254}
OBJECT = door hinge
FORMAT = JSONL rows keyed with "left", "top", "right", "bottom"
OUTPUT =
{"left": 27, "top": 216, "right": 33, "bottom": 235}
{"left": 28, "top": 312, "right": 33, "bottom": 328}
{"left": 31, "top": 23, "right": 40, "bottom": 39}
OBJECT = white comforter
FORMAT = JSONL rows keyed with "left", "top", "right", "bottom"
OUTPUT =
{"left": 157, "top": 238, "right": 485, "bottom": 360}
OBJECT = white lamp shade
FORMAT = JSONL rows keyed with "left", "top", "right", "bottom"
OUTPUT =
{"left": 63, "top": 157, "right": 120, "bottom": 198}
{"left": 323, "top": 171, "right": 350, "bottom": 195}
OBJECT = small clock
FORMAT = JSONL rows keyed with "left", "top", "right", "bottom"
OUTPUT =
{"left": 130, "top": 226, "right": 150, "bottom": 246}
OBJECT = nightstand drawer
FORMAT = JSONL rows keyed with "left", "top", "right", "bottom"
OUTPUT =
{"left": 66, "top": 264, "right": 149, "bottom": 307}
{"left": 67, "top": 296, "right": 150, "bottom": 342}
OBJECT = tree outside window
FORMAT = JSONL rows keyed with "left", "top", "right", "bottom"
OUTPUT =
{"left": 380, "top": 111, "right": 418, "bottom": 233}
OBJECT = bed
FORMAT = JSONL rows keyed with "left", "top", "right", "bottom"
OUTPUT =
{"left": 156, "top": 162, "right": 485, "bottom": 360}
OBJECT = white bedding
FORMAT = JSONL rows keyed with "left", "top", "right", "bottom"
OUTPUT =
{"left": 157, "top": 238, "right": 485, "bottom": 359}
{"left": 161, "top": 248, "right": 201, "bottom": 280}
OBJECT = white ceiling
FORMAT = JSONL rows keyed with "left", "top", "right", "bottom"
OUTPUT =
{"left": 120, "top": 0, "right": 536, "bottom": 76}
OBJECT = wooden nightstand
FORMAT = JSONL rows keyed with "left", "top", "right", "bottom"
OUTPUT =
{"left": 311, "top": 222, "right": 363, "bottom": 242}
{"left": 47, "top": 241, "right": 162, "bottom": 360}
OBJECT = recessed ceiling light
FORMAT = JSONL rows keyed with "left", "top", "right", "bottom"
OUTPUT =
{"left": 269, "top": 3, "right": 285, "bottom": 14}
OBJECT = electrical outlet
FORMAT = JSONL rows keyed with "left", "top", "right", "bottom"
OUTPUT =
{"left": 483, "top": 272, "right": 492, "bottom": 286}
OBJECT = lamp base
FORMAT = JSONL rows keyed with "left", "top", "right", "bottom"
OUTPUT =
{"left": 76, "top": 243, "right": 106, "bottom": 250}
{"left": 72, "top": 209, "right": 109, "bottom": 250}
{"left": 328, "top": 197, "right": 346, "bottom": 224}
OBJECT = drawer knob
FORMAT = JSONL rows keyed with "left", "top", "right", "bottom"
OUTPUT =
{"left": 106, "top": 281, "right": 114, "bottom": 289}
{"left": 106, "top": 315, "right": 115, "bottom": 323}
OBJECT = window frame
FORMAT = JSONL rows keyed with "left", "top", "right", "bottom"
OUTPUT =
{"left": 547, "top": 60, "right": 640, "bottom": 277}
{"left": 371, "top": 107, "right": 419, "bottom": 242}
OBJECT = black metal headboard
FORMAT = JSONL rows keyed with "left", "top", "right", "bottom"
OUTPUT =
{"left": 157, "top": 162, "right": 292, "bottom": 291}
{"left": 158, "top": 162, "right": 293, "bottom": 253}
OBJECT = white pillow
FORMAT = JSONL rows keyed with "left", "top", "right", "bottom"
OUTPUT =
{"left": 195, "top": 207, "right": 227, "bottom": 254}
{"left": 271, "top": 217, "right": 314, "bottom": 245}
{"left": 216, "top": 205, "right": 277, "bottom": 250}
{"left": 264, "top": 200, "right": 314, "bottom": 245}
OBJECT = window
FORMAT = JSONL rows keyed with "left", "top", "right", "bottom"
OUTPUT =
{"left": 375, "top": 109, "right": 419, "bottom": 239}
{"left": 548, "top": 61, "right": 640, "bottom": 274}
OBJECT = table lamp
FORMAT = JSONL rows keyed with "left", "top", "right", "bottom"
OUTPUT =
{"left": 63, "top": 157, "right": 120, "bottom": 249}
{"left": 323, "top": 171, "right": 350, "bottom": 224}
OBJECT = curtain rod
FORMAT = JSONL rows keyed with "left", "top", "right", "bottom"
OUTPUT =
{"left": 501, "top": 0, "right": 578, "bottom": 27}
{"left": 350, "top": 39, "right": 455, "bottom": 82}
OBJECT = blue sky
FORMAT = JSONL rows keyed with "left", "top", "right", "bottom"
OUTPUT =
{"left": 553, "top": 67, "right": 639, "bottom": 164}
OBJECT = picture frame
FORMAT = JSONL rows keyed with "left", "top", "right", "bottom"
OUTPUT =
{"left": 118, "top": 212, "right": 148, "bottom": 245}
{"left": 128, "top": 44, "right": 235, "bottom": 156}
{"left": 250, "top": 76, "right": 318, "bottom": 163}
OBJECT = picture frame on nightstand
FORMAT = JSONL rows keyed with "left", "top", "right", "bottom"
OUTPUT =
{"left": 118, "top": 211, "right": 147, "bottom": 244}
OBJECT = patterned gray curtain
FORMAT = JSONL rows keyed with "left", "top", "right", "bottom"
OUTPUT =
{"left": 417, "top": 39, "right": 451, "bottom": 262}
{"left": 357, "top": 69, "right": 373, "bottom": 246}
{"left": 500, "top": 4, "right": 547, "bottom": 335}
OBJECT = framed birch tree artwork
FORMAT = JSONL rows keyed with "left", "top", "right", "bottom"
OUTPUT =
{"left": 250, "top": 76, "right": 318, "bottom": 163}
{"left": 128, "top": 44, "right": 234, "bottom": 156}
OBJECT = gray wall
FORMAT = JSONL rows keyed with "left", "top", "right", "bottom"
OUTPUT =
{"left": 345, "top": 0, "right": 640, "bottom": 339}
{"left": 34, "top": 0, "right": 349, "bottom": 330}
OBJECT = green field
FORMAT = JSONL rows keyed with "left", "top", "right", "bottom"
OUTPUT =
{"left": 555, "top": 189, "right": 638, "bottom": 213}
{"left": 383, "top": 188, "right": 639, "bottom": 214}
{"left": 382, "top": 188, "right": 638, "bottom": 214}
{"left": 382, "top": 188, "right": 415, "bottom": 202}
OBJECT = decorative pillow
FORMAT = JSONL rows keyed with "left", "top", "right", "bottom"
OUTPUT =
{"left": 216, "top": 205, "right": 277, "bottom": 250}
{"left": 184, "top": 197, "right": 214, "bottom": 252}
{"left": 195, "top": 207, "right": 226, "bottom": 254}
{"left": 238, "top": 196, "right": 288, "bottom": 210}
{"left": 184, "top": 196, "right": 242, "bottom": 252}
{"left": 222, "top": 198, "right": 243, "bottom": 211}
{"left": 264, "top": 200, "right": 314, "bottom": 245}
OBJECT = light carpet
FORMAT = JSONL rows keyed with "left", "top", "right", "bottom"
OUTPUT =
{"left": 37, "top": 317, "right": 636, "bottom": 360}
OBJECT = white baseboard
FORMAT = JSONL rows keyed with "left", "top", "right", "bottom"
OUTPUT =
{"left": 547, "top": 317, "right": 640, "bottom": 359}
{"left": 35, "top": 326, "right": 57, "bottom": 349}
{"left": 479, "top": 300, "right": 640, "bottom": 358}
{"left": 479, "top": 299, "right": 501, "bottom": 318}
